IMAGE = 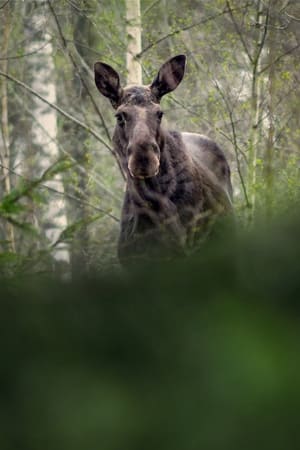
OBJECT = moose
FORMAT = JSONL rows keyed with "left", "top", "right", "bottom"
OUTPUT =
{"left": 94, "top": 55, "right": 233, "bottom": 265}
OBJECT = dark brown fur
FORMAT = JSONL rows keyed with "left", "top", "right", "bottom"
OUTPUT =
{"left": 94, "top": 55, "right": 233, "bottom": 265}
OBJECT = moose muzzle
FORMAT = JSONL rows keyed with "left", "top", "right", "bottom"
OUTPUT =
{"left": 127, "top": 143, "right": 160, "bottom": 179}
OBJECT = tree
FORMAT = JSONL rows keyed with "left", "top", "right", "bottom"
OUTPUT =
{"left": 0, "top": 0, "right": 300, "bottom": 276}
{"left": 126, "top": 0, "right": 142, "bottom": 84}
{"left": 0, "top": 1, "right": 15, "bottom": 252}
{"left": 24, "top": 0, "right": 69, "bottom": 263}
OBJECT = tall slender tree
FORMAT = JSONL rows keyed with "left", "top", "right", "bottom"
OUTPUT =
{"left": 23, "top": 0, "right": 69, "bottom": 262}
{"left": 126, "top": 0, "right": 142, "bottom": 84}
{"left": 0, "top": 2, "right": 15, "bottom": 252}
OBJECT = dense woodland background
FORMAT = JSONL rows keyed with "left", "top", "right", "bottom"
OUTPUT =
{"left": 0, "top": 0, "right": 299, "bottom": 276}
{"left": 1, "top": 2, "right": 300, "bottom": 448}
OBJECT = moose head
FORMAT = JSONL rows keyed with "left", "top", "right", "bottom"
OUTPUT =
{"left": 94, "top": 55, "right": 186, "bottom": 179}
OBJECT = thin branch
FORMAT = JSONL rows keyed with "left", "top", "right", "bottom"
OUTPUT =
{"left": 170, "top": 95, "right": 247, "bottom": 162}
{"left": 225, "top": 0, "right": 253, "bottom": 64}
{"left": 65, "top": 39, "right": 103, "bottom": 57}
{"left": 0, "top": 0, "right": 10, "bottom": 10}
{"left": 255, "top": 82, "right": 297, "bottom": 131}
{"left": 259, "top": 43, "right": 300, "bottom": 75}
{"left": 214, "top": 81, "right": 250, "bottom": 208}
{"left": 142, "top": 0, "right": 162, "bottom": 16}
{"left": 46, "top": 0, "right": 67, "bottom": 45}
{"left": 0, "top": 40, "right": 51, "bottom": 61}
{"left": 65, "top": 0, "right": 86, "bottom": 13}
{"left": 47, "top": 0, "right": 110, "bottom": 138}
{"left": 42, "top": 186, "right": 119, "bottom": 222}
{"left": 2, "top": 24, "right": 51, "bottom": 59}
{"left": 0, "top": 69, "right": 112, "bottom": 151}
{"left": 0, "top": 162, "right": 120, "bottom": 222}
{"left": 46, "top": 0, "right": 128, "bottom": 180}
{"left": 217, "top": 128, "right": 248, "bottom": 164}
{"left": 169, "top": 96, "right": 204, "bottom": 116}
{"left": 285, "top": 11, "right": 300, "bottom": 22}
{"left": 279, "top": 0, "right": 291, "bottom": 14}
{"left": 14, "top": 94, "right": 122, "bottom": 204}
{"left": 136, "top": 5, "right": 250, "bottom": 58}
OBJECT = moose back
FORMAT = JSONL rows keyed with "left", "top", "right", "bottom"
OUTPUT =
{"left": 94, "top": 55, "right": 233, "bottom": 265}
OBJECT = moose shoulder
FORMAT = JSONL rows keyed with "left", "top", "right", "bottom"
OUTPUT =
{"left": 94, "top": 55, "right": 233, "bottom": 265}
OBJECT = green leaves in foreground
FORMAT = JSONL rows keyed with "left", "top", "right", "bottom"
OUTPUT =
{"left": 1, "top": 211, "right": 300, "bottom": 450}
{"left": 52, "top": 213, "right": 106, "bottom": 247}
{"left": 0, "top": 157, "right": 74, "bottom": 219}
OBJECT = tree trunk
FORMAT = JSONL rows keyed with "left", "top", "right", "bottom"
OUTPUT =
{"left": 247, "top": 0, "right": 267, "bottom": 222}
{"left": 24, "top": 1, "right": 69, "bottom": 263}
{"left": 126, "top": 0, "right": 142, "bottom": 84}
{"left": 0, "top": 3, "right": 15, "bottom": 252}
{"left": 264, "top": 10, "right": 276, "bottom": 217}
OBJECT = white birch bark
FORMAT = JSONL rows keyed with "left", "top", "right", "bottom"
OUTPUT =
{"left": 247, "top": 0, "right": 266, "bottom": 220}
{"left": 0, "top": 2, "right": 16, "bottom": 251}
{"left": 23, "top": 3, "right": 69, "bottom": 262}
{"left": 126, "top": 0, "right": 142, "bottom": 85}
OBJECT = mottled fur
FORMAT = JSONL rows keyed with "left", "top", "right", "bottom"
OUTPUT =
{"left": 94, "top": 55, "right": 233, "bottom": 265}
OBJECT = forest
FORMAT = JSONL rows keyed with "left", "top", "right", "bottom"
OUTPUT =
{"left": 0, "top": 0, "right": 299, "bottom": 275}
{"left": 0, "top": 1, "right": 300, "bottom": 449}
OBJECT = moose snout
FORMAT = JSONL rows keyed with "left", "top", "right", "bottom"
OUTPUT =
{"left": 127, "top": 143, "right": 160, "bottom": 179}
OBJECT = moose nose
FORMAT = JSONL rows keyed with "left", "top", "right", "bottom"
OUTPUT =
{"left": 127, "top": 145, "right": 160, "bottom": 179}
{"left": 128, "top": 166, "right": 160, "bottom": 179}
{"left": 127, "top": 142, "right": 159, "bottom": 156}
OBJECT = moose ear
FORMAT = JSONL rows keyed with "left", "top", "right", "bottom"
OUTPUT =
{"left": 150, "top": 55, "right": 186, "bottom": 101}
{"left": 94, "top": 62, "right": 122, "bottom": 108}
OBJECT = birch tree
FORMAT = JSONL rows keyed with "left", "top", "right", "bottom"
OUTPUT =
{"left": 126, "top": 0, "right": 142, "bottom": 84}
{"left": 246, "top": 0, "right": 267, "bottom": 220}
{"left": 264, "top": 9, "right": 276, "bottom": 215}
{"left": 23, "top": 1, "right": 69, "bottom": 262}
{"left": 0, "top": 0, "right": 300, "bottom": 276}
{"left": 0, "top": 2, "right": 15, "bottom": 252}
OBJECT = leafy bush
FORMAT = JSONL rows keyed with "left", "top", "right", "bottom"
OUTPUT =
{"left": 1, "top": 210, "right": 299, "bottom": 450}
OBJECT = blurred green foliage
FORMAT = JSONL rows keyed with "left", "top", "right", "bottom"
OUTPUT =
{"left": 1, "top": 4, "right": 300, "bottom": 444}
{"left": 1, "top": 0, "right": 300, "bottom": 276}
{"left": 1, "top": 210, "right": 299, "bottom": 450}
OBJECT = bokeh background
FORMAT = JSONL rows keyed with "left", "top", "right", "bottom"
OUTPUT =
{"left": 1, "top": 209, "right": 300, "bottom": 449}
{"left": 0, "top": 2, "right": 300, "bottom": 448}
{"left": 0, "top": 0, "right": 300, "bottom": 275}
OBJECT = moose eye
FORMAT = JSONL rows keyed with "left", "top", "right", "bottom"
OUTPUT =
{"left": 115, "top": 113, "right": 126, "bottom": 127}
{"left": 156, "top": 111, "right": 164, "bottom": 121}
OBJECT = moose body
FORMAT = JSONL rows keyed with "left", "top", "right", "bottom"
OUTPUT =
{"left": 94, "top": 55, "right": 232, "bottom": 265}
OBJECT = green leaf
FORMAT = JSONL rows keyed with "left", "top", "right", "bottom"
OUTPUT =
{"left": 52, "top": 213, "right": 105, "bottom": 246}
{"left": 40, "top": 157, "right": 75, "bottom": 182}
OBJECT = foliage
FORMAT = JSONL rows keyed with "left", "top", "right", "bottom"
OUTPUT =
{"left": 1, "top": 210, "right": 300, "bottom": 449}
{"left": 1, "top": 3, "right": 300, "bottom": 444}
{"left": 0, "top": 0, "right": 300, "bottom": 276}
